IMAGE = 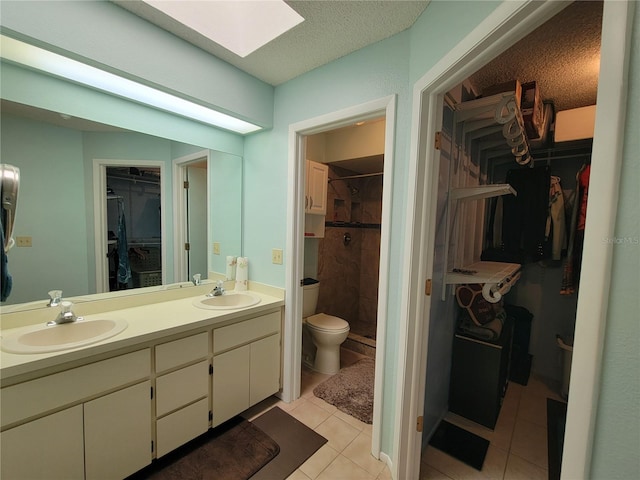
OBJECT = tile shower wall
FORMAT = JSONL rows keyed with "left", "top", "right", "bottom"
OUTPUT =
{"left": 316, "top": 166, "right": 382, "bottom": 340}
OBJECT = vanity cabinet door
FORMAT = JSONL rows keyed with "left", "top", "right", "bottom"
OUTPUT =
{"left": 212, "top": 344, "right": 250, "bottom": 427}
{"left": 0, "top": 405, "right": 84, "bottom": 480}
{"left": 84, "top": 381, "right": 152, "bottom": 480}
{"left": 250, "top": 333, "right": 281, "bottom": 405}
{"left": 306, "top": 159, "right": 328, "bottom": 215}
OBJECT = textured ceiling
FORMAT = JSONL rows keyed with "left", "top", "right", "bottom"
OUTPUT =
{"left": 469, "top": 1, "right": 602, "bottom": 112}
{"left": 112, "top": 0, "right": 430, "bottom": 86}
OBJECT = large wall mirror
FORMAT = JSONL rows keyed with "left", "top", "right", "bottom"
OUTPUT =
{"left": 0, "top": 99, "right": 243, "bottom": 308}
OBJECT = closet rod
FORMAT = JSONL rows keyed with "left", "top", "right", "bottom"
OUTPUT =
{"left": 328, "top": 172, "right": 383, "bottom": 182}
{"left": 107, "top": 173, "right": 160, "bottom": 186}
{"left": 532, "top": 152, "right": 591, "bottom": 163}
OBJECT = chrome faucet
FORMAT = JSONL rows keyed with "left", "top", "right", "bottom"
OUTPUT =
{"left": 47, "top": 290, "right": 63, "bottom": 307}
{"left": 207, "top": 280, "right": 225, "bottom": 297}
{"left": 48, "top": 301, "right": 83, "bottom": 326}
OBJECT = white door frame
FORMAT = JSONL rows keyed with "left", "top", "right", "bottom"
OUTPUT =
{"left": 397, "top": 1, "right": 635, "bottom": 479}
{"left": 93, "top": 158, "right": 167, "bottom": 292}
{"left": 285, "top": 95, "right": 396, "bottom": 461}
{"left": 172, "top": 150, "right": 211, "bottom": 283}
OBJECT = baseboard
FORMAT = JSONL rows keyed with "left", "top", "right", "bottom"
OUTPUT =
{"left": 379, "top": 451, "right": 393, "bottom": 479}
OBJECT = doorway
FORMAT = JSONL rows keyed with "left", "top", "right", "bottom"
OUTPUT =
{"left": 93, "top": 159, "right": 166, "bottom": 293}
{"left": 285, "top": 95, "right": 396, "bottom": 460}
{"left": 305, "top": 119, "right": 385, "bottom": 359}
{"left": 173, "top": 150, "right": 210, "bottom": 283}
{"left": 398, "top": 2, "right": 633, "bottom": 479}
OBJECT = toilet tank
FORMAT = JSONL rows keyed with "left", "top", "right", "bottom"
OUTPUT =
{"left": 302, "top": 281, "right": 320, "bottom": 318}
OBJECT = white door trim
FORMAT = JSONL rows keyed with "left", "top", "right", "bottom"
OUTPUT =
{"left": 172, "top": 150, "right": 211, "bottom": 283}
{"left": 285, "top": 95, "right": 396, "bottom": 460}
{"left": 93, "top": 158, "right": 167, "bottom": 293}
{"left": 397, "top": 1, "right": 634, "bottom": 479}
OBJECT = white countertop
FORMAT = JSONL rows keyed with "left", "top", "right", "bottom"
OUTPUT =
{"left": 0, "top": 290, "right": 284, "bottom": 382}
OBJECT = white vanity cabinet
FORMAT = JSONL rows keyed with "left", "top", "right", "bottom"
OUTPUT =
{"left": 84, "top": 381, "right": 152, "bottom": 480}
{"left": 306, "top": 159, "right": 328, "bottom": 215}
{"left": 0, "top": 296, "right": 285, "bottom": 479}
{"left": 0, "top": 349, "right": 151, "bottom": 480}
{"left": 212, "top": 310, "right": 281, "bottom": 427}
{"left": 305, "top": 159, "right": 329, "bottom": 238}
{"left": 1, "top": 405, "right": 85, "bottom": 480}
{"left": 154, "top": 331, "right": 210, "bottom": 458}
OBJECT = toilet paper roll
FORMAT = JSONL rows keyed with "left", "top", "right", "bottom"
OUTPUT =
{"left": 235, "top": 257, "right": 248, "bottom": 291}
{"left": 226, "top": 256, "right": 237, "bottom": 280}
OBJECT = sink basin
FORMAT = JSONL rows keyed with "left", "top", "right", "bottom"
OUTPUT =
{"left": 1, "top": 318, "right": 128, "bottom": 354}
{"left": 192, "top": 292, "right": 260, "bottom": 310}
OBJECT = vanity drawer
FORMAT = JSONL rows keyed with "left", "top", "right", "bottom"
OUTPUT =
{"left": 213, "top": 311, "right": 280, "bottom": 354}
{"left": 155, "top": 332, "right": 208, "bottom": 374}
{"left": 156, "top": 398, "right": 209, "bottom": 458}
{"left": 155, "top": 360, "right": 209, "bottom": 417}
{"left": 1, "top": 349, "right": 150, "bottom": 428}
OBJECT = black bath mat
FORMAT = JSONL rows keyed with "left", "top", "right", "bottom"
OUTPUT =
{"left": 130, "top": 416, "right": 279, "bottom": 480}
{"left": 429, "top": 420, "right": 489, "bottom": 471}
{"left": 250, "top": 406, "right": 327, "bottom": 479}
{"left": 547, "top": 398, "right": 568, "bottom": 480}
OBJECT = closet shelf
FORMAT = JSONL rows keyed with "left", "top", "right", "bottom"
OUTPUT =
{"left": 451, "top": 184, "right": 516, "bottom": 201}
{"left": 445, "top": 261, "right": 521, "bottom": 303}
{"left": 453, "top": 91, "right": 534, "bottom": 166}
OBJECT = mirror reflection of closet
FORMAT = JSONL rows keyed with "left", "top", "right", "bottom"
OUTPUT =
{"left": 106, "top": 166, "right": 161, "bottom": 292}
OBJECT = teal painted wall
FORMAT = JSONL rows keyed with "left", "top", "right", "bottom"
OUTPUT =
{"left": 243, "top": 31, "right": 412, "bottom": 454}
{"left": 409, "top": 0, "right": 501, "bottom": 83}
{"left": 590, "top": 5, "right": 640, "bottom": 476}
{"left": 1, "top": 115, "right": 89, "bottom": 304}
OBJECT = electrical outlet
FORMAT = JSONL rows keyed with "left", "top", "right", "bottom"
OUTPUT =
{"left": 16, "top": 236, "right": 32, "bottom": 247}
{"left": 213, "top": 242, "right": 221, "bottom": 255}
{"left": 272, "top": 248, "right": 283, "bottom": 265}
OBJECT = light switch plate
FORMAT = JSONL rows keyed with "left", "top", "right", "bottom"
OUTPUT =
{"left": 213, "top": 242, "right": 221, "bottom": 255}
{"left": 272, "top": 248, "right": 283, "bottom": 264}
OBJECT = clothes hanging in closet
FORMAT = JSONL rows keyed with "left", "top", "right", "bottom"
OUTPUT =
{"left": 561, "top": 164, "right": 590, "bottom": 295}
{"left": 545, "top": 175, "right": 566, "bottom": 262}
{"left": 483, "top": 166, "right": 551, "bottom": 264}
{"left": 116, "top": 200, "right": 131, "bottom": 287}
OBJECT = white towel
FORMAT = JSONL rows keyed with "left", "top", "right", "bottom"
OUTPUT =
{"left": 235, "top": 257, "right": 248, "bottom": 291}
{"left": 226, "top": 256, "right": 237, "bottom": 280}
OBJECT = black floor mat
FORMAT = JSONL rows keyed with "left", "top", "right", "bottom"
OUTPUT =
{"left": 547, "top": 398, "right": 568, "bottom": 480}
{"left": 429, "top": 420, "right": 489, "bottom": 471}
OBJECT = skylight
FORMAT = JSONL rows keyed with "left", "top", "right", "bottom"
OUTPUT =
{"left": 142, "top": 0, "right": 304, "bottom": 58}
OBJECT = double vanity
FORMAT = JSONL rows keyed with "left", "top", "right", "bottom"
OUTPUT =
{"left": 0, "top": 283, "right": 284, "bottom": 480}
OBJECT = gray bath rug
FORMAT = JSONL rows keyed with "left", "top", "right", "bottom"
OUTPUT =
{"left": 313, "top": 357, "right": 374, "bottom": 423}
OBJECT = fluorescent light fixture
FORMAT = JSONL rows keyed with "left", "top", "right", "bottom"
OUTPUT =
{"left": 143, "top": 0, "right": 304, "bottom": 58}
{"left": 0, "top": 34, "right": 262, "bottom": 134}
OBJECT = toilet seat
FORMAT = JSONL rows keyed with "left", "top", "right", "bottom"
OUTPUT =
{"left": 307, "top": 313, "right": 349, "bottom": 333}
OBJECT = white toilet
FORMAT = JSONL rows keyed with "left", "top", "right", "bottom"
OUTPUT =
{"left": 302, "top": 280, "right": 350, "bottom": 374}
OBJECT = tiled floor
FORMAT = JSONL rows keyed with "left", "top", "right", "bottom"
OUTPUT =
{"left": 243, "top": 348, "right": 391, "bottom": 479}
{"left": 420, "top": 374, "right": 565, "bottom": 479}
{"left": 246, "top": 349, "right": 563, "bottom": 480}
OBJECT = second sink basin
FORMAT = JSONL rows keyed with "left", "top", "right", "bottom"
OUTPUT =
{"left": 1, "top": 318, "right": 128, "bottom": 354}
{"left": 193, "top": 292, "right": 260, "bottom": 310}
